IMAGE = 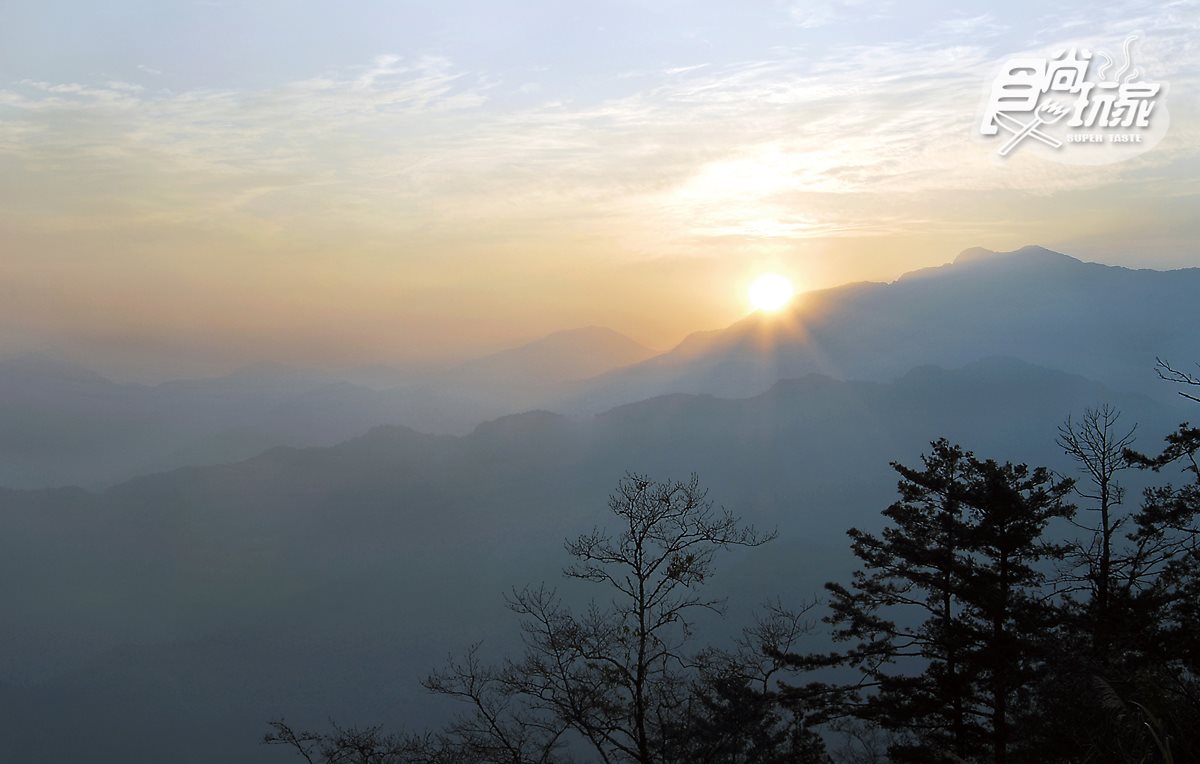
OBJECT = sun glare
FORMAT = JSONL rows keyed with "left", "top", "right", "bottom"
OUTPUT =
{"left": 748, "top": 273, "right": 795, "bottom": 313}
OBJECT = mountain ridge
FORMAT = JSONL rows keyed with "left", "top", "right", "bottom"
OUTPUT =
{"left": 561, "top": 245, "right": 1199, "bottom": 414}
{"left": 0, "top": 326, "right": 654, "bottom": 489}
{"left": 0, "top": 356, "right": 1185, "bottom": 763}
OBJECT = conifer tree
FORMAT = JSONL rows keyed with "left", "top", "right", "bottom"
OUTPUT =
{"left": 803, "top": 440, "right": 1073, "bottom": 764}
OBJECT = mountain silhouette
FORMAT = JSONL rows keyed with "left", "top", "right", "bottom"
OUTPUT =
{"left": 564, "top": 246, "right": 1199, "bottom": 413}
{"left": 451, "top": 325, "right": 657, "bottom": 385}
{"left": 1, "top": 246, "right": 1196, "bottom": 761}
{"left": 4, "top": 248, "right": 1194, "bottom": 489}
{"left": 0, "top": 357, "right": 1183, "bottom": 763}
{"left": 0, "top": 327, "right": 653, "bottom": 488}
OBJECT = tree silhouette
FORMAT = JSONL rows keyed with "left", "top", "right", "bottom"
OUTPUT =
{"left": 1056, "top": 404, "right": 1137, "bottom": 662}
{"left": 667, "top": 601, "right": 828, "bottom": 763}
{"left": 268, "top": 472, "right": 826, "bottom": 764}
{"left": 791, "top": 440, "right": 1073, "bottom": 764}
{"left": 427, "top": 472, "right": 802, "bottom": 763}
{"left": 823, "top": 440, "right": 980, "bottom": 761}
{"left": 264, "top": 422, "right": 1200, "bottom": 763}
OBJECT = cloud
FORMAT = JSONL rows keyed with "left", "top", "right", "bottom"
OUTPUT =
{"left": 787, "top": 0, "right": 888, "bottom": 29}
{"left": 1, "top": 8, "right": 1197, "bottom": 258}
{"left": 933, "top": 14, "right": 1007, "bottom": 38}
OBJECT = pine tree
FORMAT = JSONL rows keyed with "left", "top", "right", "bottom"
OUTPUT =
{"left": 955, "top": 458, "right": 1074, "bottom": 764}
{"left": 803, "top": 440, "right": 1073, "bottom": 764}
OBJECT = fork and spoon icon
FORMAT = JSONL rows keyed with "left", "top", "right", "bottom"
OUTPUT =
{"left": 995, "top": 101, "right": 1071, "bottom": 156}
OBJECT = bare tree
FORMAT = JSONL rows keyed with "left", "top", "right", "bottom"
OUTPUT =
{"left": 1039, "top": 373, "right": 1200, "bottom": 760}
{"left": 422, "top": 642, "right": 568, "bottom": 763}
{"left": 266, "top": 473, "right": 808, "bottom": 764}
{"left": 1056, "top": 404, "right": 1137, "bottom": 657}
{"left": 429, "top": 472, "right": 778, "bottom": 764}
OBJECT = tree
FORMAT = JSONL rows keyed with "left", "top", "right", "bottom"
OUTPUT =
{"left": 1133, "top": 358, "right": 1200, "bottom": 760}
{"left": 1123, "top": 407, "right": 1200, "bottom": 684}
{"left": 822, "top": 439, "right": 979, "bottom": 761}
{"left": 421, "top": 641, "right": 568, "bottom": 763}
{"left": 1115, "top": 416, "right": 1200, "bottom": 761}
{"left": 954, "top": 457, "right": 1074, "bottom": 764}
{"left": 429, "top": 472, "right": 805, "bottom": 764}
{"left": 269, "top": 472, "right": 825, "bottom": 764}
{"left": 797, "top": 440, "right": 1073, "bottom": 764}
{"left": 1033, "top": 382, "right": 1200, "bottom": 761}
{"left": 1056, "top": 404, "right": 1137, "bottom": 663}
{"left": 1027, "top": 405, "right": 1153, "bottom": 762}
{"left": 668, "top": 601, "right": 828, "bottom": 763}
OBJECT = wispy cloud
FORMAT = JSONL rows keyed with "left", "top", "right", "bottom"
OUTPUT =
{"left": 933, "top": 13, "right": 1007, "bottom": 38}
{"left": 787, "top": 0, "right": 888, "bottom": 29}
{"left": 0, "top": 4, "right": 1194, "bottom": 278}
{"left": 1, "top": 15, "right": 1195, "bottom": 252}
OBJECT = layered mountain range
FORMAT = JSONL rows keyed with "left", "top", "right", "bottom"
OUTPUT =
{"left": 1, "top": 245, "right": 1196, "bottom": 761}
{"left": 4, "top": 246, "right": 1196, "bottom": 489}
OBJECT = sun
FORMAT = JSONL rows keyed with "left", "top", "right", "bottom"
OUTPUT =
{"left": 748, "top": 273, "right": 795, "bottom": 313}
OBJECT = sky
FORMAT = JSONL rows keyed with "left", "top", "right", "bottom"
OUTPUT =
{"left": 1, "top": 0, "right": 1197, "bottom": 379}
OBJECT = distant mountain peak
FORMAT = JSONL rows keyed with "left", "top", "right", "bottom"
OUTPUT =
{"left": 567, "top": 242, "right": 1197, "bottom": 414}
{"left": 455, "top": 326, "right": 658, "bottom": 386}
{"left": 470, "top": 409, "right": 567, "bottom": 439}
{"left": 953, "top": 244, "right": 1071, "bottom": 265}
{"left": 1013, "top": 244, "right": 1060, "bottom": 257}
{"left": 954, "top": 246, "right": 997, "bottom": 264}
